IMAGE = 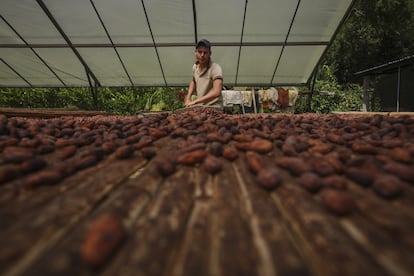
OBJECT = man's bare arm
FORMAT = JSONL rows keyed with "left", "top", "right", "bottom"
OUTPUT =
{"left": 185, "top": 78, "right": 196, "bottom": 106}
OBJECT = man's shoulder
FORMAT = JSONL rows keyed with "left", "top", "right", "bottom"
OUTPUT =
{"left": 211, "top": 61, "right": 221, "bottom": 68}
{"left": 210, "top": 62, "right": 222, "bottom": 74}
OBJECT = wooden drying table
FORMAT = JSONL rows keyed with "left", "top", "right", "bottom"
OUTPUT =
{"left": 0, "top": 108, "right": 111, "bottom": 118}
{"left": 0, "top": 108, "right": 413, "bottom": 276}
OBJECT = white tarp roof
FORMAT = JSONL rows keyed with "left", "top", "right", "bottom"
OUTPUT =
{"left": 0, "top": 0, "right": 354, "bottom": 88}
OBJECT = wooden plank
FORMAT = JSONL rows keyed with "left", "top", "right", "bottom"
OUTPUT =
{"left": 21, "top": 167, "right": 153, "bottom": 276}
{"left": 16, "top": 138, "right": 172, "bottom": 275}
{"left": 163, "top": 167, "right": 218, "bottom": 276}
{"left": 344, "top": 182, "right": 414, "bottom": 250}
{"left": 232, "top": 157, "right": 312, "bottom": 276}
{"left": 271, "top": 180, "right": 388, "bottom": 275}
{"left": 389, "top": 186, "right": 414, "bottom": 220}
{"left": 340, "top": 217, "right": 414, "bottom": 276}
{"left": 204, "top": 165, "right": 261, "bottom": 276}
{"left": 0, "top": 155, "right": 146, "bottom": 276}
{"left": 101, "top": 167, "right": 196, "bottom": 276}
{"left": 389, "top": 112, "right": 414, "bottom": 116}
{"left": 313, "top": 180, "right": 414, "bottom": 276}
{"left": 168, "top": 198, "right": 213, "bottom": 276}
{"left": 166, "top": 162, "right": 260, "bottom": 276}
{"left": 0, "top": 107, "right": 111, "bottom": 118}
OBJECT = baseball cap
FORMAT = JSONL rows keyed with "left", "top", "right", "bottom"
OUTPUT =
{"left": 196, "top": 39, "right": 211, "bottom": 49}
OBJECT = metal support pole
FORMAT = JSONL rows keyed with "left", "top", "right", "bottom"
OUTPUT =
{"left": 92, "top": 83, "right": 98, "bottom": 109}
{"left": 86, "top": 69, "right": 98, "bottom": 109}
{"left": 239, "top": 91, "right": 245, "bottom": 114}
{"left": 397, "top": 66, "right": 401, "bottom": 112}
{"left": 362, "top": 76, "right": 370, "bottom": 112}
{"left": 252, "top": 88, "right": 257, "bottom": 114}
{"left": 307, "top": 68, "right": 318, "bottom": 112}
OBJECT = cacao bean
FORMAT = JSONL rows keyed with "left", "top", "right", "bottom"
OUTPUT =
{"left": 134, "top": 136, "right": 152, "bottom": 150}
{"left": 37, "top": 145, "right": 55, "bottom": 154}
{"left": 222, "top": 146, "right": 239, "bottom": 161}
{"left": 81, "top": 213, "right": 125, "bottom": 267}
{"left": 233, "top": 134, "right": 254, "bottom": 142}
{"left": 248, "top": 139, "right": 273, "bottom": 154}
{"left": 115, "top": 145, "right": 135, "bottom": 159}
{"left": 351, "top": 142, "right": 378, "bottom": 155}
{"left": 345, "top": 167, "right": 373, "bottom": 187}
{"left": 156, "top": 159, "right": 176, "bottom": 176}
{"left": 256, "top": 167, "right": 282, "bottom": 190}
{"left": 245, "top": 151, "right": 266, "bottom": 174}
{"left": 299, "top": 172, "right": 322, "bottom": 193}
{"left": 320, "top": 189, "right": 354, "bottom": 216}
{"left": 177, "top": 149, "right": 206, "bottom": 165}
{"left": 322, "top": 175, "right": 347, "bottom": 190}
{"left": 101, "top": 142, "right": 116, "bottom": 154}
{"left": 275, "top": 157, "right": 311, "bottom": 176}
{"left": 372, "top": 175, "right": 403, "bottom": 199}
{"left": 0, "top": 165, "right": 21, "bottom": 184}
{"left": 20, "top": 157, "right": 47, "bottom": 174}
{"left": 203, "top": 155, "right": 222, "bottom": 174}
{"left": 60, "top": 145, "right": 77, "bottom": 160}
{"left": 309, "top": 143, "right": 334, "bottom": 154}
{"left": 389, "top": 148, "right": 411, "bottom": 164}
{"left": 76, "top": 155, "right": 98, "bottom": 170}
{"left": 209, "top": 142, "right": 223, "bottom": 157}
{"left": 141, "top": 147, "right": 157, "bottom": 160}
{"left": 25, "top": 170, "right": 63, "bottom": 188}
{"left": 310, "top": 158, "right": 336, "bottom": 176}
{"left": 3, "top": 147, "right": 34, "bottom": 164}
{"left": 384, "top": 162, "right": 414, "bottom": 183}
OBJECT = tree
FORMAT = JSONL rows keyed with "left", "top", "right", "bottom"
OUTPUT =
{"left": 324, "top": 0, "right": 414, "bottom": 83}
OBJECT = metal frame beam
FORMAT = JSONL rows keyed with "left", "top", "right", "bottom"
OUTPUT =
{"left": 90, "top": 0, "right": 134, "bottom": 86}
{"left": 0, "top": 41, "right": 329, "bottom": 49}
{"left": 0, "top": 15, "right": 66, "bottom": 86}
{"left": 234, "top": 0, "right": 249, "bottom": 86}
{"left": 141, "top": 0, "right": 167, "bottom": 87}
{"left": 36, "top": 0, "right": 101, "bottom": 87}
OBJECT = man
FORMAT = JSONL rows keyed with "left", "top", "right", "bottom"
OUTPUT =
{"left": 185, "top": 39, "right": 223, "bottom": 109}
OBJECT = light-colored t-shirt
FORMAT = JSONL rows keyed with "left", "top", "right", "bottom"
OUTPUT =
{"left": 192, "top": 61, "right": 223, "bottom": 108}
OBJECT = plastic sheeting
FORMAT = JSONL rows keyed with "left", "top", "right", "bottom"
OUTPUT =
{"left": 0, "top": 0, "right": 354, "bottom": 88}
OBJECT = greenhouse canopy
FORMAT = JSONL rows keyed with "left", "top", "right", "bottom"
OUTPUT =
{"left": 0, "top": 0, "right": 354, "bottom": 88}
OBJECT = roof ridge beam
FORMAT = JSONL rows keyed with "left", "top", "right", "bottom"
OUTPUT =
{"left": 0, "top": 41, "right": 330, "bottom": 49}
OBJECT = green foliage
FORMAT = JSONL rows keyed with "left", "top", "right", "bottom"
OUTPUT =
{"left": 295, "top": 65, "right": 364, "bottom": 114}
{"left": 98, "top": 87, "right": 159, "bottom": 115}
{"left": 1, "top": 77, "right": 364, "bottom": 115}
{"left": 0, "top": 87, "right": 185, "bottom": 115}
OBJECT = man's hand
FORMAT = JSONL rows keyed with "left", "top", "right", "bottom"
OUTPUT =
{"left": 185, "top": 98, "right": 191, "bottom": 106}
{"left": 185, "top": 95, "right": 195, "bottom": 107}
{"left": 185, "top": 100, "right": 197, "bottom": 107}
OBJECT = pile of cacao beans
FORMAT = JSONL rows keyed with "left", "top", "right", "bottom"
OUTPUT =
{"left": 1, "top": 108, "right": 413, "bottom": 216}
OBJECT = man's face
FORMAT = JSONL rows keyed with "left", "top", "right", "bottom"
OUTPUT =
{"left": 195, "top": 46, "right": 211, "bottom": 65}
